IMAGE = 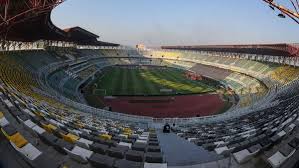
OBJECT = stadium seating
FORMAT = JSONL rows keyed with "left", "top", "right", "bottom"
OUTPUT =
{"left": 0, "top": 81, "right": 165, "bottom": 167}
{"left": 141, "top": 50, "right": 299, "bottom": 87}
{"left": 1, "top": 47, "right": 299, "bottom": 168}
{"left": 173, "top": 91, "right": 299, "bottom": 165}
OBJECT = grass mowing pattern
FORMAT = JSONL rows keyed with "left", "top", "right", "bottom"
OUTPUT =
{"left": 93, "top": 66, "right": 216, "bottom": 96}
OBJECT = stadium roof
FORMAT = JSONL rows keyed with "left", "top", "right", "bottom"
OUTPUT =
{"left": 64, "top": 27, "right": 99, "bottom": 39}
{"left": 2, "top": 13, "right": 67, "bottom": 42}
{"left": 162, "top": 44, "right": 299, "bottom": 57}
{"left": 63, "top": 27, "right": 119, "bottom": 46}
{"left": 0, "top": 0, "right": 64, "bottom": 34}
{"left": 0, "top": 0, "right": 119, "bottom": 46}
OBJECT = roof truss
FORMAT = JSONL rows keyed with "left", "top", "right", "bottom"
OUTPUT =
{"left": 0, "top": 0, "right": 64, "bottom": 31}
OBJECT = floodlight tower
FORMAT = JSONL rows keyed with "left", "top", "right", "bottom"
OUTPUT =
{"left": 262, "top": 0, "right": 299, "bottom": 24}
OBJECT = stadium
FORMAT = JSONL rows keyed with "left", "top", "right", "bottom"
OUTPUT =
{"left": 1, "top": 0, "right": 299, "bottom": 168}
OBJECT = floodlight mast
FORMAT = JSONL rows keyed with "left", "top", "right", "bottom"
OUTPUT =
{"left": 263, "top": 0, "right": 299, "bottom": 24}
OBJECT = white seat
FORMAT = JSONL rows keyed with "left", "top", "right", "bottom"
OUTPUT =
{"left": 4, "top": 99, "right": 14, "bottom": 108}
{"left": 81, "top": 128, "right": 92, "bottom": 134}
{"left": 119, "top": 134, "right": 128, "bottom": 139}
{"left": 0, "top": 117, "right": 9, "bottom": 127}
{"left": 24, "top": 119, "right": 36, "bottom": 129}
{"left": 66, "top": 149, "right": 88, "bottom": 163}
{"left": 215, "top": 146, "right": 229, "bottom": 155}
{"left": 69, "top": 129, "right": 82, "bottom": 136}
{"left": 271, "top": 127, "right": 278, "bottom": 132}
{"left": 72, "top": 146, "right": 93, "bottom": 159}
{"left": 32, "top": 125, "right": 46, "bottom": 135}
{"left": 241, "top": 134, "right": 250, "bottom": 138}
{"left": 268, "top": 152, "right": 286, "bottom": 168}
{"left": 144, "top": 163, "right": 167, "bottom": 168}
{"left": 22, "top": 109, "right": 36, "bottom": 117}
{"left": 277, "top": 130, "right": 286, "bottom": 137}
{"left": 288, "top": 124, "right": 296, "bottom": 132}
{"left": 267, "top": 150, "right": 296, "bottom": 168}
{"left": 118, "top": 142, "right": 132, "bottom": 149}
{"left": 11, "top": 142, "right": 42, "bottom": 161}
{"left": 16, "top": 116, "right": 29, "bottom": 123}
{"left": 77, "top": 138, "right": 93, "bottom": 148}
{"left": 139, "top": 136, "right": 148, "bottom": 141}
{"left": 281, "top": 118, "right": 293, "bottom": 127}
{"left": 67, "top": 146, "right": 93, "bottom": 163}
{"left": 187, "top": 138, "right": 197, "bottom": 142}
{"left": 214, "top": 141, "right": 225, "bottom": 147}
{"left": 262, "top": 127, "right": 268, "bottom": 131}
{"left": 136, "top": 139, "right": 147, "bottom": 144}
{"left": 40, "top": 110, "right": 49, "bottom": 116}
{"left": 233, "top": 149, "right": 255, "bottom": 164}
{"left": 48, "top": 119, "right": 64, "bottom": 128}
{"left": 141, "top": 132, "right": 149, "bottom": 137}
{"left": 137, "top": 129, "right": 144, "bottom": 133}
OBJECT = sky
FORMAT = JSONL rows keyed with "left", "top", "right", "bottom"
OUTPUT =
{"left": 51, "top": 0, "right": 299, "bottom": 46}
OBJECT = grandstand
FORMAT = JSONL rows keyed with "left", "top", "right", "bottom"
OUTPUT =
{"left": 1, "top": 1, "right": 299, "bottom": 168}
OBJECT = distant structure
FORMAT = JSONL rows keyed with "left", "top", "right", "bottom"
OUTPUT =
{"left": 136, "top": 44, "right": 146, "bottom": 50}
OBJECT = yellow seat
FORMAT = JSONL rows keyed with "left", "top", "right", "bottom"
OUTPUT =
{"left": 123, "top": 132, "right": 132, "bottom": 136}
{"left": 63, "top": 133, "right": 79, "bottom": 143}
{"left": 75, "top": 123, "right": 84, "bottom": 129}
{"left": 99, "top": 134, "right": 112, "bottom": 140}
{"left": 123, "top": 128, "right": 133, "bottom": 136}
{"left": 123, "top": 128, "right": 132, "bottom": 132}
{"left": 43, "top": 124, "right": 57, "bottom": 133}
{"left": 18, "top": 99, "right": 26, "bottom": 106}
{"left": 35, "top": 111, "right": 45, "bottom": 117}
{"left": 1, "top": 128, "right": 28, "bottom": 148}
{"left": 10, "top": 133, "right": 28, "bottom": 148}
{"left": 149, "top": 128, "right": 156, "bottom": 133}
{"left": 0, "top": 112, "right": 3, "bottom": 119}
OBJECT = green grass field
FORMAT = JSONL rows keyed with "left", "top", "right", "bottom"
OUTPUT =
{"left": 91, "top": 66, "right": 217, "bottom": 96}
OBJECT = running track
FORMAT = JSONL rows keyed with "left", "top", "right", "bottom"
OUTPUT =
{"left": 101, "top": 94, "right": 225, "bottom": 118}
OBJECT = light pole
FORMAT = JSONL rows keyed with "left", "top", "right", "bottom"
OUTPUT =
{"left": 262, "top": 0, "right": 299, "bottom": 24}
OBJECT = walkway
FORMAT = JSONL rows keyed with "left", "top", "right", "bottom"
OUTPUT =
{"left": 157, "top": 131, "right": 222, "bottom": 166}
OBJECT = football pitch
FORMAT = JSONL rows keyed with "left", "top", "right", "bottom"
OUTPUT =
{"left": 91, "top": 66, "right": 217, "bottom": 96}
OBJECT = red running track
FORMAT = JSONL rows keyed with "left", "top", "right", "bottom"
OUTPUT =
{"left": 100, "top": 94, "right": 225, "bottom": 118}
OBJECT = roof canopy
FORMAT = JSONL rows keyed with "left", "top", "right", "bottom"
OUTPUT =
{"left": 0, "top": 0, "right": 64, "bottom": 32}
{"left": 63, "top": 27, "right": 118, "bottom": 46}
{"left": 64, "top": 27, "right": 99, "bottom": 39}
{"left": 3, "top": 13, "right": 67, "bottom": 42}
{"left": 0, "top": 0, "right": 119, "bottom": 47}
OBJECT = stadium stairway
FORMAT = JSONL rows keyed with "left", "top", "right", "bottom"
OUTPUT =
{"left": 157, "top": 131, "right": 221, "bottom": 166}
